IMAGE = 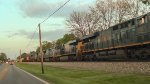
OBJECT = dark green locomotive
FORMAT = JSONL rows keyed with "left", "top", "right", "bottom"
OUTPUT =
{"left": 42, "top": 12, "right": 150, "bottom": 61}
{"left": 81, "top": 12, "right": 150, "bottom": 60}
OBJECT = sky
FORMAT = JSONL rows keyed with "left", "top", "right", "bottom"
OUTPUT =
{"left": 0, "top": 0, "right": 95, "bottom": 59}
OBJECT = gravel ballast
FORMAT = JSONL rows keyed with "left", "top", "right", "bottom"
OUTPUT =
{"left": 26, "top": 62, "right": 150, "bottom": 74}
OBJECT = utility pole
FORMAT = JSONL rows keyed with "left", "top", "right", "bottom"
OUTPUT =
{"left": 38, "top": 23, "right": 44, "bottom": 74}
{"left": 20, "top": 49, "right": 21, "bottom": 62}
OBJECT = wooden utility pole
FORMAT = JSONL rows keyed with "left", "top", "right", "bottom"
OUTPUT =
{"left": 20, "top": 49, "right": 21, "bottom": 62}
{"left": 38, "top": 23, "right": 44, "bottom": 74}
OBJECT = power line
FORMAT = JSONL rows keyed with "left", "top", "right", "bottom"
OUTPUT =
{"left": 23, "top": 27, "right": 38, "bottom": 52}
{"left": 37, "top": 0, "right": 71, "bottom": 74}
{"left": 15, "top": 27, "right": 38, "bottom": 60}
{"left": 19, "top": 0, "right": 71, "bottom": 56}
{"left": 24, "top": 0, "right": 71, "bottom": 51}
{"left": 40, "top": 0, "right": 71, "bottom": 24}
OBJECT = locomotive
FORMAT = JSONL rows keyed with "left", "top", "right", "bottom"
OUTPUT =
{"left": 30, "top": 12, "right": 150, "bottom": 62}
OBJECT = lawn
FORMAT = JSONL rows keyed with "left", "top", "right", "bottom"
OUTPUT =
{"left": 16, "top": 63, "right": 150, "bottom": 84}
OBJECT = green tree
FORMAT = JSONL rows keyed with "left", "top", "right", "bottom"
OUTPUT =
{"left": 42, "top": 41, "right": 53, "bottom": 50}
{"left": 36, "top": 41, "right": 53, "bottom": 53}
{"left": 56, "top": 34, "right": 76, "bottom": 47}
{"left": 21, "top": 53, "right": 27, "bottom": 58}
{"left": 36, "top": 34, "right": 76, "bottom": 53}
{"left": 0, "top": 53, "right": 7, "bottom": 61}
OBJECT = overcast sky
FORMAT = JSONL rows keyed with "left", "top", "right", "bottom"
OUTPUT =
{"left": 0, "top": 0, "right": 95, "bottom": 59}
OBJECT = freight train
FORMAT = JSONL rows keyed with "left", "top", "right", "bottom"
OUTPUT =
{"left": 29, "top": 12, "right": 150, "bottom": 62}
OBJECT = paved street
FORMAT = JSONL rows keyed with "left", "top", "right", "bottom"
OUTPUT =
{"left": 0, "top": 64, "right": 47, "bottom": 84}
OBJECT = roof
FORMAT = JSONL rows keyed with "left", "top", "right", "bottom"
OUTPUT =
{"left": 67, "top": 40, "right": 78, "bottom": 45}
{"left": 111, "top": 12, "right": 150, "bottom": 29}
{"left": 81, "top": 33, "right": 97, "bottom": 41}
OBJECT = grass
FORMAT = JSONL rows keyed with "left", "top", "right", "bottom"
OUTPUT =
{"left": 16, "top": 63, "right": 150, "bottom": 84}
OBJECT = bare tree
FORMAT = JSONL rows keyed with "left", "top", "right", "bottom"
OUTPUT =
{"left": 127, "top": 0, "right": 150, "bottom": 17}
{"left": 66, "top": 11, "right": 87, "bottom": 38}
{"left": 141, "top": 0, "right": 150, "bottom": 4}
{"left": 114, "top": 0, "right": 131, "bottom": 23}
{"left": 92, "top": 0, "right": 116, "bottom": 30}
{"left": 66, "top": 11, "right": 101, "bottom": 38}
{"left": 66, "top": 0, "right": 150, "bottom": 38}
{"left": 90, "top": 0, "right": 149, "bottom": 29}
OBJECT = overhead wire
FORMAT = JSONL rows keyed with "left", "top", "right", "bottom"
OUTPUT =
{"left": 40, "top": 0, "right": 71, "bottom": 24}
{"left": 15, "top": 27, "right": 38, "bottom": 58}
{"left": 23, "top": 27, "right": 38, "bottom": 52}
{"left": 18, "top": 0, "right": 71, "bottom": 57}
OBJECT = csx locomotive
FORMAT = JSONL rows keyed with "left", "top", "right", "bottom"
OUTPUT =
{"left": 37, "top": 12, "right": 150, "bottom": 62}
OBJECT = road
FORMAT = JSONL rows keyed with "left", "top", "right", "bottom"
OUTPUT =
{"left": 0, "top": 63, "right": 47, "bottom": 84}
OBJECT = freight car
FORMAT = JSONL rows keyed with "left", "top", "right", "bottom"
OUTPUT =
{"left": 52, "top": 40, "right": 78, "bottom": 61}
{"left": 33, "top": 12, "right": 149, "bottom": 62}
